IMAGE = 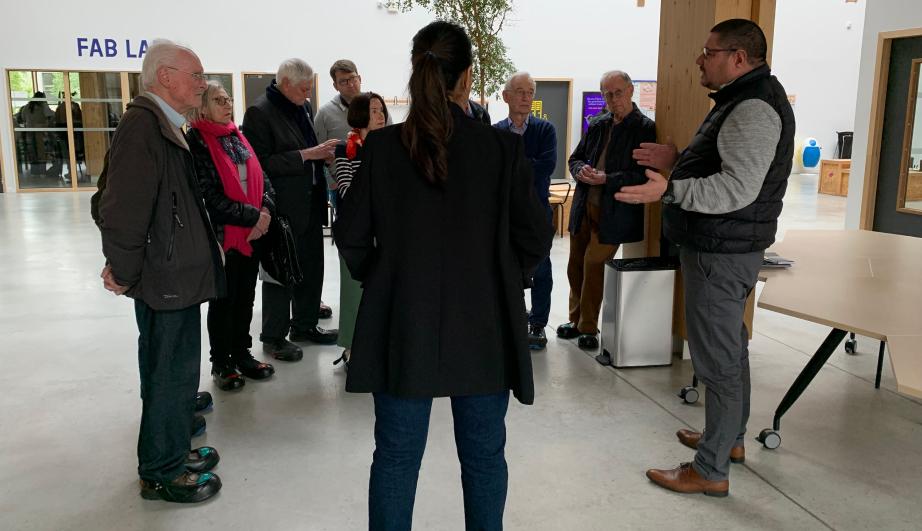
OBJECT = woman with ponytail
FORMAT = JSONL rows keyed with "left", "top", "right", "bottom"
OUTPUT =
{"left": 335, "top": 21, "right": 553, "bottom": 530}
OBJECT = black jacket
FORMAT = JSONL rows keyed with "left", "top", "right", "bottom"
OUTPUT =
{"left": 567, "top": 104, "right": 656, "bottom": 244}
{"left": 186, "top": 127, "right": 277, "bottom": 247}
{"left": 664, "top": 65, "right": 795, "bottom": 253}
{"left": 335, "top": 104, "right": 553, "bottom": 405}
{"left": 242, "top": 91, "right": 323, "bottom": 235}
{"left": 96, "top": 95, "right": 224, "bottom": 310}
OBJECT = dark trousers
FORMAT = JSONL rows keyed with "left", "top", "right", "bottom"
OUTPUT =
{"left": 681, "top": 246, "right": 762, "bottom": 481}
{"left": 207, "top": 250, "right": 258, "bottom": 371}
{"left": 369, "top": 391, "right": 510, "bottom": 531}
{"left": 134, "top": 300, "right": 201, "bottom": 483}
{"left": 528, "top": 207, "right": 553, "bottom": 327}
{"left": 261, "top": 185, "right": 326, "bottom": 341}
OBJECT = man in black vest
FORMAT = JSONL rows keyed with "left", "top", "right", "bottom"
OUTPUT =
{"left": 618, "top": 19, "right": 794, "bottom": 497}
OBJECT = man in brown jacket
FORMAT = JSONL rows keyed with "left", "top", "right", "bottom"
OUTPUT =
{"left": 96, "top": 39, "right": 224, "bottom": 504}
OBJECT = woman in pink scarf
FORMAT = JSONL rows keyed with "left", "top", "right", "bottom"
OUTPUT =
{"left": 187, "top": 81, "right": 276, "bottom": 392}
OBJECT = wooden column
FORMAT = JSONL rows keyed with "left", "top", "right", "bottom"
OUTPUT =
{"left": 648, "top": 0, "right": 777, "bottom": 343}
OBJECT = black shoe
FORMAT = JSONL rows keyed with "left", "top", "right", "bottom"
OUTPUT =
{"left": 528, "top": 324, "right": 548, "bottom": 350}
{"left": 237, "top": 355, "right": 275, "bottom": 380}
{"left": 556, "top": 322, "right": 580, "bottom": 339}
{"left": 194, "top": 391, "right": 213, "bottom": 413}
{"left": 319, "top": 302, "right": 333, "bottom": 319}
{"left": 577, "top": 333, "right": 599, "bottom": 350}
{"left": 333, "top": 349, "right": 350, "bottom": 371}
{"left": 212, "top": 368, "right": 245, "bottom": 391}
{"left": 186, "top": 447, "right": 220, "bottom": 473}
{"left": 289, "top": 326, "right": 339, "bottom": 345}
{"left": 140, "top": 471, "right": 222, "bottom": 503}
{"left": 191, "top": 415, "right": 206, "bottom": 438}
{"left": 262, "top": 338, "right": 304, "bottom": 361}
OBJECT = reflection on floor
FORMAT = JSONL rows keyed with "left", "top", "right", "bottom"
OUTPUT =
{"left": 0, "top": 173, "right": 920, "bottom": 530}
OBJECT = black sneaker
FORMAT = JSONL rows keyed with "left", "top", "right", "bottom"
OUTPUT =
{"left": 212, "top": 368, "right": 245, "bottom": 391}
{"left": 262, "top": 338, "right": 304, "bottom": 361}
{"left": 577, "top": 333, "right": 599, "bottom": 350}
{"left": 186, "top": 447, "right": 220, "bottom": 473}
{"left": 194, "top": 391, "right": 213, "bottom": 412}
{"left": 191, "top": 414, "right": 206, "bottom": 438}
{"left": 528, "top": 324, "right": 548, "bottom": 350}
{"left": 319, "top": 302, "right": 333, "bottom": 319}
{"left": 140, "top": 471, "right": 222, "bottom": 503}
{"left": 289, "top": 326, "right": 339, "bottom": 345}
{"left": 237, "top": 355, "right": 275, "bottom": 380}
{"left": 556, "top": 322, "right": 580, "bottom": 339}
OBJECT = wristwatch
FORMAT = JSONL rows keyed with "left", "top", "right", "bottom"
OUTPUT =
{"left": 662, "top": 179, "right": 676, "bottom": 205}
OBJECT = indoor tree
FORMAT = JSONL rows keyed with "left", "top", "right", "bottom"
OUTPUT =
{"left": 397, "top": 0, "right": 516, "bottom": 105}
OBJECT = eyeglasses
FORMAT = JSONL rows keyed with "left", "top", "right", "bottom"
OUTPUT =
{"left": 511, "top": 89, "right": 535, "bottom": 99}
{"left": 165, "top": 66, "right": 206, "bottom": 82}
{"left": 212, "top": 96, "right": 233, "bottom": 106}
{"left": 702, "top": 47, "right": 738, "bottom": 58}
{"left": 336, "top": 74, "right": 360, "bottom": 87}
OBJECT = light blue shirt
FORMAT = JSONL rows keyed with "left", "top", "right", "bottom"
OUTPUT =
{"left": 509, "top": 114, "right": 530, "bottom": 136}
{"left": 146, "top": 92, "right": 187, "bottom": 129}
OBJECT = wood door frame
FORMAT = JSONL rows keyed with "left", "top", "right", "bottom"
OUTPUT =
{"left": 859, "top": 28, "right": 922, "bottom": 227}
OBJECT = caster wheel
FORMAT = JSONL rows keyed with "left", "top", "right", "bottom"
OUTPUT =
{"left": 844, "top": 339, "right": 857, "bottom": 354}
{"left": 757, "top": 428, "right": 781, "bottom": 450}
{"left": 678, "top": 386, "right": 699, "bottom": 404}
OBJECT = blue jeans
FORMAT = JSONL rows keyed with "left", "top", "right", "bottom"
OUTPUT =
{"left": 135, "top": 300, "right": 201, "bottom": 482}
{"left": 528, "top": 207, "right": 553, "bottom": 327}
{"left": 369, "top": 391, "right": 510, "bottom": 531}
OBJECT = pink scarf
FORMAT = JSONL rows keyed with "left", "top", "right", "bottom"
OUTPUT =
{"left": 192, "top": 119, "right": 264, "bottom": 257}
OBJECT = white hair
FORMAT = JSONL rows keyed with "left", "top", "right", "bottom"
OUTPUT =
{"left": 140, "top": 39, "right": 197, "bottom": 90}
{"left": 277, "top": 58, "right": 314, "bottom": 85}
{"left": 600, "top": 70, "right": 633, "bottom": 88}
{"left": 504, "top": 71, "right": 536, "bottom": 92}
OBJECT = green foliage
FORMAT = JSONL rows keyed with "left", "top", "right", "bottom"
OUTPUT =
{"left": 398, "top": 0, "right": 516, "bottom": 104}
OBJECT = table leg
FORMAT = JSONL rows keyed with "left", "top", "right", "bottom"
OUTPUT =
{"left": 772, "top": 328, "right": 848, "bottom": 431}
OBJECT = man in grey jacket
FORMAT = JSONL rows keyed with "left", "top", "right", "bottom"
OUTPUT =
{"left": 618, "top": 19, "right": 794, "bottom": 497}
{"left": 97, "top": 39, "right": 224, "bottom": 503}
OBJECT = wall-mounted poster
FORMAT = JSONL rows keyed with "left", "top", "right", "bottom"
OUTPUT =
{"left": 533, "top": 78, "right": 573, "bottom": 182}
{"left": 581, "top": 80, "right": 657, "bottom": 136}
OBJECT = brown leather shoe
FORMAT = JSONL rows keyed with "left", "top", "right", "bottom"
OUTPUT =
{"left": 646, "top": 462, "right": 729, "bottom": 497}
{"left": 676, "top": 429, "right": 745, "bottom": 463}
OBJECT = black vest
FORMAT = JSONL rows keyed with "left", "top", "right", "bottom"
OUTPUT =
{"left": 663, "top": 65, "right": 795, "bottom": 253}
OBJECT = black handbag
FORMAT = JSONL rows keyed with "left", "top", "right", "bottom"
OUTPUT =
{"left": 253, "top": 214, "right": 303, "bottom": 287}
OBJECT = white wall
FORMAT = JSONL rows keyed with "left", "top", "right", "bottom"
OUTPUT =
{"left": 847, "top": 0, "right": 922, "bottom": 228}
{"left": 0, "top": 0, "right": 662, "bottom": 192}
{"left": 772, "top": 0, "right": 865, "bottom": 172}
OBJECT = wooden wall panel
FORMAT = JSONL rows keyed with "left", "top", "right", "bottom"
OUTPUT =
{"left": 650, "top": 0, "right": 776, "bottom": 342}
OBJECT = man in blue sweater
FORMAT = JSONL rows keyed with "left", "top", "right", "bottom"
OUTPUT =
{"left": 494, "top": 72, "right": 558, "bottom": 350}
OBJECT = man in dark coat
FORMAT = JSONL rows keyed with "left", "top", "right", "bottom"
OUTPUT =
{"left": 95, "top": 39, "right": 223, "bottom": 503}
{"left": 494, "top": 71, "right": 558, "bottom": 350}
{"left": 556, "top": 70, "right": 656, "bottom": 350}
{"left": 242, "top": 58, "right": 339, "bottom": 362}
{"left": 620, "top": 19, "right": 794, "bottom": 497}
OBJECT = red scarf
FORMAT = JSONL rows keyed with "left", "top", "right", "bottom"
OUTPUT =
{"left": 345, "top": 129, "right": 364, "bottom": 160}
{"left": 192, "top": 119, "right": 264, "bottom": 257}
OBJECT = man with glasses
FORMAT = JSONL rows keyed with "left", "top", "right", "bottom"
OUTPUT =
{"left": 95, "top": 39, "right": 224, "bottom": 503}
{"left": 556, "top": 70, "right": 656, "bottom": 351}
{"left": 315, "top": 60, "right": 366, "bottom": 144}
{"left": 622, "top": 19, "right": 794, "bottom": 497}
{"left": 494, "top": 72, "right": 557, "bottom": 350}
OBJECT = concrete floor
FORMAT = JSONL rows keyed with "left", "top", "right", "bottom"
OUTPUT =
{"left": 1, "top": 174, "right": 920, "bottom": 530}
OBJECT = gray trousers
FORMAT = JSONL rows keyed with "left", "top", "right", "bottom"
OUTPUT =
{"left": 680, "top": 246, "right": 762, "bottom": 481}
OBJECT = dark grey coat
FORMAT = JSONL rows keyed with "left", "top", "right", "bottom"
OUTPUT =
{"left": 97, "top": 95, "right": 224, "bottom": 310}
